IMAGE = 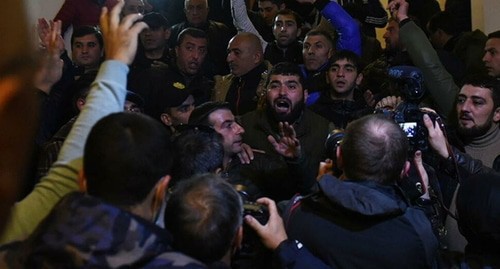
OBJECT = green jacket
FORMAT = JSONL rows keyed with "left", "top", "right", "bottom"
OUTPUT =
{"left": 399, "top": 20, "right": 459, "bottom": 120}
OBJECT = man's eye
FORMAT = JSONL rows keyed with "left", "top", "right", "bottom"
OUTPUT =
{"left": 457, "top": 97, "right": 465, "bottom": 104}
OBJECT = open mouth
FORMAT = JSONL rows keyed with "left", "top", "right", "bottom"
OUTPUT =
{"left": 274, "top": 99, "right": 291, "bottom": 113}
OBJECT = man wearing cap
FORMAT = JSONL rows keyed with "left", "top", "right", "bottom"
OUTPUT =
{"left": 131, "top": 12, "right": 171, "bottom": 72}
{"left": 159, "top": 90, "right": 195, "bottom": 135}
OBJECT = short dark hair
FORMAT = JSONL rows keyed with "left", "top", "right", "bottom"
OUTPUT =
{"left": 265, "top": 61, "right": 304, "bottom": 88}
{"left": 461, "top": 74, "right": 500, "bottom": 109}
{"left": 427, "top": 11, "right": 459, "bottom": 36}
{"left": 341, "top": 114, "right": 408, "bottom": 184}
{"left": 275, "top": 9, "right": 302, "bottom": 28}
{"left": 488, "top": 30, "right": 500, "bottom": 39}
{"left": 165, "top": 174, "right": 243, "bottom": 264}
{"left": 305, "top": 29, "right": 335, "bottom": 49}
{"left": 258, "top": 0, "right": 283, "bottom": 6}
{"left": 330, "top": 50, "right": 363, "bottom": 72}
{"left": 176, "top": 27, "right": 207, "bottom": 46}
{"left": 171, "top": 126, "right": 224, "bottom": 185}
{"left": 71, "top": 26, "right": 103, "bottom": 49}
{"left": 84, "top": 112, "right": 173, "bottom": 206}
{"left": 188, "top": 101, "right": 231, "bottom": 126}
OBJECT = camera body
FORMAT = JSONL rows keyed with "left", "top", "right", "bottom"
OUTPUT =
{"left": 384, "top": 66, "right": 438, "bottom": 155}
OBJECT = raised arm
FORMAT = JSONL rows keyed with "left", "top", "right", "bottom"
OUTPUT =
{"left": 0, "top": 0, "right": 148, "bottom": 244}
{"left": 230, "top": 0, "right": 268, "bottom": 51}
{"left": 389, "top": 0, "right": 458, "bottom": 118}
{"left": 297, "top": 0, "right": 362, "bottom": 55}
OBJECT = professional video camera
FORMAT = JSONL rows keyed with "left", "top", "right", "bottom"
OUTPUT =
{"left": 379, "top": 66, "right": 439, "bottom": 155}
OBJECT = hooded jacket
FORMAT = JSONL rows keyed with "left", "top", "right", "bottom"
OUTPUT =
{"left": 282, "top": 175, "right": 438, "bottom": 269}
{"left": 0, "top": 192, "right": 206, "bottom": 269}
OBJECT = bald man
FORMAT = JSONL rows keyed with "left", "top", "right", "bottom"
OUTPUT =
{"left": 213, "top": 32, "right": 271, "bottom": 115}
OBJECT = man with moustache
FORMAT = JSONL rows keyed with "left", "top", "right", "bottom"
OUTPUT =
{"left": 189, "top": 99, "right": 316, "bottom": 202}
{"left": 240, "top": 62, "right": 331, "bottom": 194}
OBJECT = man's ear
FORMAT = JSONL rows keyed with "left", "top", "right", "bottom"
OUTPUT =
{"left": 78, "top": 169, "right": 87, "bottom": 192}
{"left": 160, "top": 113, "right": 173, "bottom": 126}
{"left": 164, "top": 28, "right": 171, "bottom": 40}
{"left": 232, "top": 225, "right": 244, "bottom": 254}
{"left": 400, "top": 160, "right": 411, "bottom": 179}
{"left": 493, "top": 107, "right": 500, "bottom": 123}
{"left": 355, "top": 72, "right": 363, "bottom": 86}
{"left": 151, "top": 175, "right": 171, "bottom": 214}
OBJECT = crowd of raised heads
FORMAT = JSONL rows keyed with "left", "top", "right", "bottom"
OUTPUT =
{"left": 0, "top": 0, "right": 499, "bottom": 268}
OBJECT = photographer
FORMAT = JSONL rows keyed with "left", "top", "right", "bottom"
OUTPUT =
{"left": 267, "top": 114, "right": 439, "bottom": 268}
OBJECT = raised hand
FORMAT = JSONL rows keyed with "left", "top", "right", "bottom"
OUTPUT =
{"left": 99, "top": 0, "right": 148, "bottom": 64}
{"left": 387, "top": 0, "right": 410, "bottom": 23}
{"left": 34, "top": 19, "right": 64, "bottom": 94}
{"left": 267, "top": 122, "right": 301, "bottom": 159}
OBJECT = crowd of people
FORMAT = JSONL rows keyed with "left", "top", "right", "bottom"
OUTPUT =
{"left": 0, "top": 0, "right": 499, "bottom": 268}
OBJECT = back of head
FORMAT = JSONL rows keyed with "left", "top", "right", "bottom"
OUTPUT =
{"left": 341, "top": 114, "right": 408, "bottom": 184}
{"left": 428, "top": 11, "right": 460, "bottom": 36}
{"left": 71, "top": 26, "right": 103, "bottom": 48}
{"left": 165, "top": 173, "right": 243, "bottom": 264}
{"left": 171, "top": 126, "right": 224, "bottom": 185}
{"left": 84, "top": 112, "right": 173, "bottom": 207}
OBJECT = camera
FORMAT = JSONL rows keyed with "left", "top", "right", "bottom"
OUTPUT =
{"left": 233, "top": 185, "right": 270, "bottom": 259}
{"left": 324, "top": 129, "right": 345, "bottom": 176}
{"left": 379, "top": 66, "right": 439, "bottom": 155}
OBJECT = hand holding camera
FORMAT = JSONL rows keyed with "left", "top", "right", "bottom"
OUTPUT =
{"left": 244, "top": 198, "right": 288, "bottom": 250}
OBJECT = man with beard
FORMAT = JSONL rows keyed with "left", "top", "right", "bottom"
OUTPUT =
{"left": 189, "top": 100, "right": 316, "bottom": 202}
{"left": 240, "top": 62, "right": 331, "bottom": 194}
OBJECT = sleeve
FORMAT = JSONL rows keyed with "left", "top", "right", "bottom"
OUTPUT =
{"left": 315, "top": 0, "right": 362, "bottom": 55}
{"left": 54, "top": 0, "right": 77, "bottom": 34}
{"left": 399, "top": 20, "right": 459, "bottom": 119}
{"left": 230, "top": 0, "right": 268, "bottom": 51}
{"left": 359, "top": 0, "right": 388, "bottom": 28}
{"left": 0, "top": 61, "right": 129, "bottom": 244}
{"left": 274, "top": 239, "right": 336, "bottom": 269}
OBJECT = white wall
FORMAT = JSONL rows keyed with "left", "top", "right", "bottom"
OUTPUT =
{"left": 475, "top": 0, "right": 500, "bottom": 35}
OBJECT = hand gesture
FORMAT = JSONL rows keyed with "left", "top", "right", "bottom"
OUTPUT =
{"left": 34, "top": 19, "right": 64, "bottom": 94}
{"left": 387, "top": 0, "right": 410, "bottom": 23}
{"left": 37, "top": 18, "right": 65, "bottom": 55}
{"left": 244, "top": 198, "right": 288, "bottom": 250}
{"left": 268, "top": 122, "right": 301, "bottom": 159}
{"left": 99, "top": 0, "right": 148, "bottom": 65}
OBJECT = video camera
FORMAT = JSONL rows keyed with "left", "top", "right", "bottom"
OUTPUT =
{"left": 379, "top": 66, "right": 439, "bottom": 155}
